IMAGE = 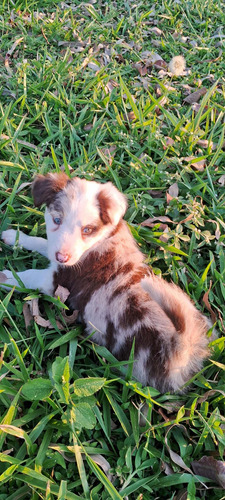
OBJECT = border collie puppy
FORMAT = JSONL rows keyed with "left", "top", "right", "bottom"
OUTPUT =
{"left": 0, "top": 173, "right": 214, "bottom": 392}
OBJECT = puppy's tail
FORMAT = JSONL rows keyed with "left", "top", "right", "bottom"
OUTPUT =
{"left": 141, "top": 275, "right": 216, "bottom": 391}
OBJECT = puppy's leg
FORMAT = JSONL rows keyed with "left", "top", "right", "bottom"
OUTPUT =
{"left": 0, "top": 264, "right": 56, "bottom": 295}
{"left": 1, "top": 229, "right": 48, "bottom": 257}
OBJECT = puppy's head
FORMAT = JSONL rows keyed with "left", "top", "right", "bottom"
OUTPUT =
{"left": 32, "top": 173, "right": 127, "bottom": 266}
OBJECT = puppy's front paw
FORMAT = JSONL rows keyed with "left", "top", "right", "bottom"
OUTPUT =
{"left": 1, "top": 229, "right": 17, "bottom": 246}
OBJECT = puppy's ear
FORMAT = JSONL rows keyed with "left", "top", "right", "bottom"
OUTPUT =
{"left": 97, "top": 182, "right": 127, "bottom": 226}
{"left": 32, "top": 173, "right": 69, "bottom": 207}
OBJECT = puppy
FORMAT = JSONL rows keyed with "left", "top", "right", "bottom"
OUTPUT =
{"left": 1, "top": 173, "right": 214, "bottom": 392}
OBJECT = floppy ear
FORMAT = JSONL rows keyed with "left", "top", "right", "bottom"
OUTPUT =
{"left": 97, "top": 182, "right": 127, "bottom": 226}
{"left": 32, "top": 173, "right": 69, "bottom": 207}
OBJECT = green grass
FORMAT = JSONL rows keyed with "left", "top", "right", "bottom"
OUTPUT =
{"left": 0, "top": 0, "right": 225, "bottom": 498}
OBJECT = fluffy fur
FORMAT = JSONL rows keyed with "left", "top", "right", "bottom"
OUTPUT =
{"left": 1, "top": 173, "right": 214, "bottom": 392}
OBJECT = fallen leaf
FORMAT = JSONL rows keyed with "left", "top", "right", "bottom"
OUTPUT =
{"left": 183, "top": 156, "right": 206, "bottom": 171}
{"left": 54, "top": 285, "right": 70, "bottom": 303}
{"left": 141, "top": 50, "right": 164, "bottom": 65}
{"left": 163, "top": 136, "right": 175, "bottom": 150}
{"left": 153, "top": 59, "right": 167, "bottom": 69}
{"left": 27, "top": 298, "right": 64, "bottom": 330}
{"left": 23, "top": 303, "right": 33, "bottom": 331}
{"left": 61, "top": 309, "right": 79, "bottom": 324}
{"left": 90, "top": 454, "right": 112, "bottom": 479}
{"left": 202, "top": 281, "right": 217, "bottom": 324}
{"left": 196, "top": 139, "right": 214, "bottom": 149}
{"left": 168, "top": 182, "right": 179, "bottom": 198}
{"left": 183, "top": 87, "right": 207, "bottom": 104}
{"left": 16, "top": 182, "right": 32, "bottom": 193}
{"left": 179, "top": 213, "right": 194, "bottom": 224}
{"left": 104, "top": 79, "right": 118, "bottom": 93}
{"left": 99, "top": 145, "right": 116, "bottom": 165}
{"left": 149, "top": 27, "right": 162, "bottom": 36}
{"left": 6, "top": 36, "right": 24, "bottom": 57}
{"left": 197, "top": 389, "right": 225, "bottom": 405}
{"left": 218, "top": 174, "right": 225, "bottom": 186}
{"left": 165, "top": 427, "right": 192, "bottom": 475}
{"left": 84, "top": 123, "right": 93, "bottom": 131}
{"left": 141, "top": 216, "right": 174, "bottom": 227}
{"left": 166, "top": 192, "right": 174, "bottom": 204}
{"left": 88, "top": 62, "right": 100, "bottom": 71}
{"left": 123, "top": 111, "right": 136, "bottom": 123}
{"left": 161, "top": 461, "right": 174, "bottom": 475}
{"left": 151, "top": 39, "right": 162, "bottom": 47}
{"left": 192, "top": 456, "right": 225, "bottom": 488}
{"left": 148, "top": 189, "right": 164, "bottom": 198}
{"left": 133, "top": 62, "right": 148, "bottom": 76}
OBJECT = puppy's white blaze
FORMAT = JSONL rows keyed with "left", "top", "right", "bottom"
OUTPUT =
{"left": 44, "top": 178, "right": 127, "bottom": 266}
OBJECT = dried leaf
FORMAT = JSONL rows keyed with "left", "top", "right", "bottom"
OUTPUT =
{"left": 27, "top": 298, "right": 64, "bottom": 330}
{"left": 61, "top": 309, "right": 79, "bottom": 325}
{"left": 183, "top": 87, "right": 207, "bottom": 104}
{"left": 141, "top": 216, "right": 174, "bottom": 227}
{"left": 16, "top": 182, "right": 32, "bottom": 193}
{"left": 183, "top": 156, "right": 206, "bottom": 171}
{"left": 34, "top": 315, "right": 52, "bottom": 328}
{"left": 161, "top": 461, "right": 174, "bottom": 475}
{"left": 149, "top": 27, "right": 162, "bottom": 36}
{"left": 174, "top": 490, "right": 188, "bottom": 500}
{"left": 28, "top": 298, "right": 40, "bottom": 317}
{"left": 179, "top": 213, "right": 194, "bottom": 224}
{"left": 88, "top": 62, "right": 100, "bottom": 71}
{"left": 126, "top": 111, "right": 136, "bottom": 122}
{"left": 148, "top": 189, "right": 164, "bottom": 198}
{"left": 6, "top": 36, "right": 24, "bottom": 57}
{"left": 153, "top": 59, "right": 167, "bottom": 69}
{"left": 165, "top": 428, "right": 192, "bottom": 474}
{"left": 90, "top": 454, "right": 112, "bottom": 479}
{"left": 218, "top": 174, "right": 225, "bottom": 186}
{"left": 23, "top": 303, "right": 33, "bottom": 331}
{"left": 133, "top": 62, "right": 148, "bottom": 76}
{"left": 166, "top": 192, "right": 173, "bottom": 204}
{"left": 196, "top": 139, "right": 213, "bottom": 149}
{"left": 54, "top": 285, "right": 70, "bottom": 303}
{"left": 202, "top": 282, "right": 217, "bottom": 324}
{"left": 192, "top": 456, "right": 225, "bottom": 488}
{"left": 192, "top": 102, "right": 209, "bottom": 114}
{"left": 84, "top": 123, "right": 93, "bottom": 131}
{"left": 104, "top": 79, "right": 118, "bottom": 93}
{"left": 197, "top": 389, "right": 225, "bottom": 405}
{"left": 141, "top": 50, "right": 164, "bottom": 65}
{"left": 168, "top": 182, "right": 179, "bottom": 198}
{"left": 166, "top": 136, "right": 175, "bottom": 146}
{"left": 99, "top": 145, "right": 116, "bottom": 165}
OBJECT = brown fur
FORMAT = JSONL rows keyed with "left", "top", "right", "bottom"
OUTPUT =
{"left": 97, "top": 190, "right": 113, "bottom": 224}
{"left": 32, "top": 173, "right": 69, "bottom": 207}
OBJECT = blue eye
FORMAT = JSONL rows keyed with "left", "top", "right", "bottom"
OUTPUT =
{"left": 82, "top": 226, "right": 93, "bottom": 235}
{"left": 53, "top": 217, "right": 62, "bottom": 225}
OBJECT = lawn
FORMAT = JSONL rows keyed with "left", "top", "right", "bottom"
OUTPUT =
{"left": 0, "top": 0, "right": 225, "bottom": 498}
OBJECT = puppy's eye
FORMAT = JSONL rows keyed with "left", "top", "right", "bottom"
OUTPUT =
{"left": 82, "top": 226, "right": 93, "bottom": 235}
{"left": 53, "top": 217, "right": 62, "bottom": 225}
